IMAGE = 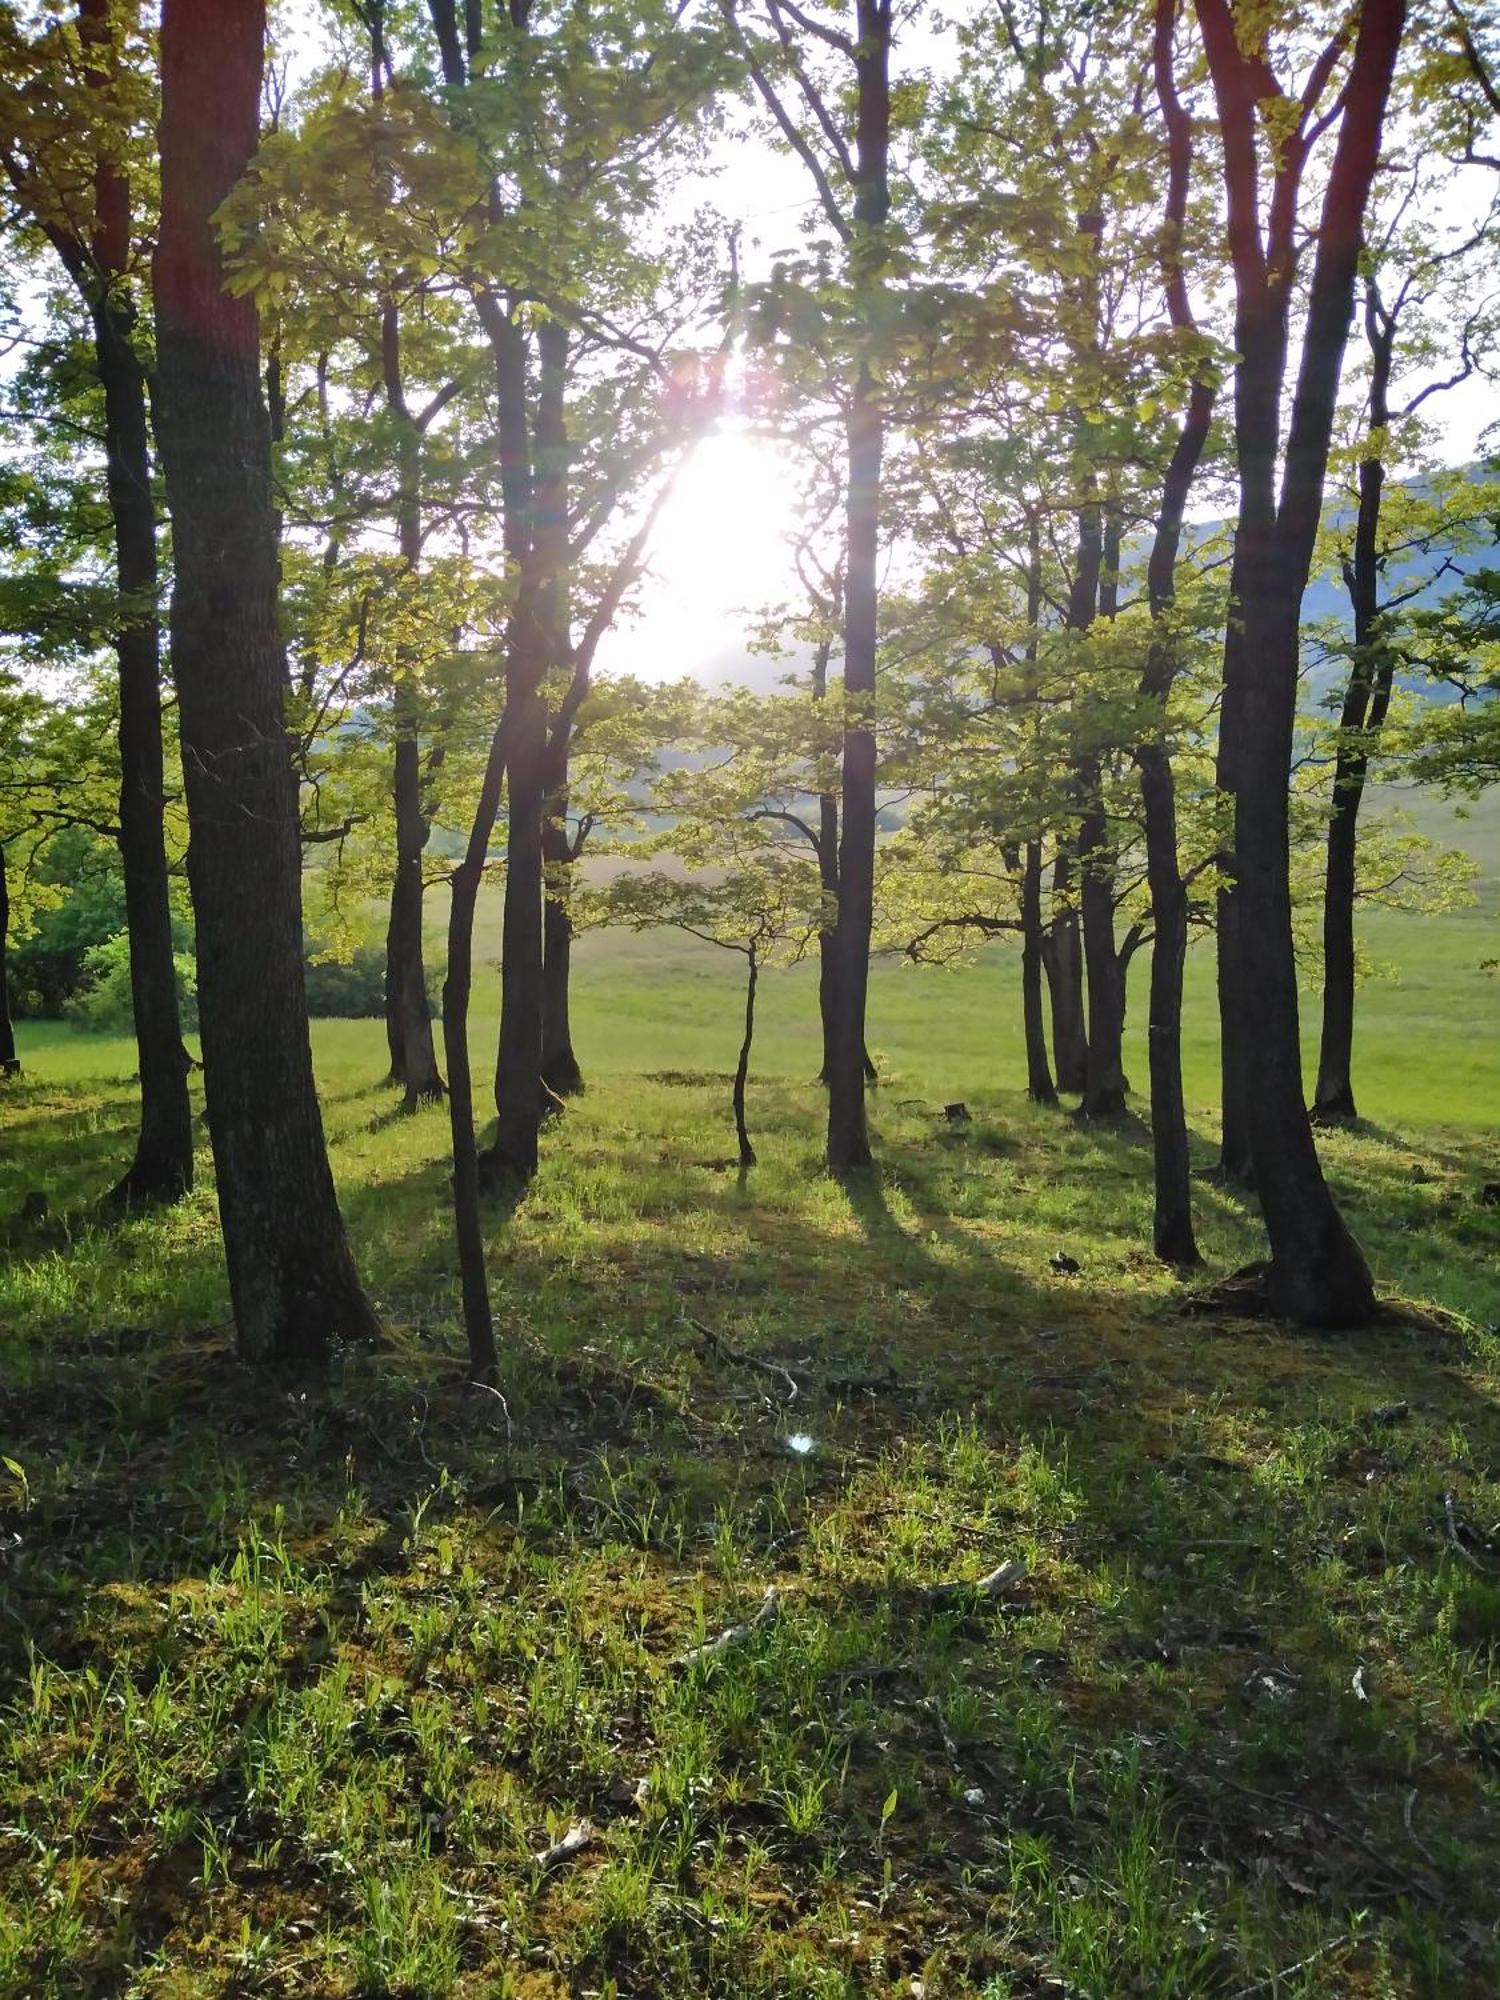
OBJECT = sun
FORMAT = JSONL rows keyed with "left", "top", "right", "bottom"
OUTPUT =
{"left": 605, "top": 424, "right": 806, "bottom": 684}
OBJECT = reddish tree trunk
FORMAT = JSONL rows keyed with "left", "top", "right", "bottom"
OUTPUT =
{"left": 154, "top": 0, "right": 380, "bottom": 1364}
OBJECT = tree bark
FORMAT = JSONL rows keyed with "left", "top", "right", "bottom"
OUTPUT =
{"left": 825, "top": 0, "right": 890, "bottom": 1174}
{"left": 1069, "top": 501, "right": 1127, "bottom": 1118}
{"left": 1020, "top": 839, "right": 1056, "bottom": 1105}
{"left": 24, "top": 0, "right": 196, "bottom": 1205}
{"left": 1196, "top": 0, "right": 1403, "bottom": 1326}
{"left": 386, "top": 725, "right": 444, "bottom": 1109}
{"left": 1134, "top": 0, "right": 1213, "bottom": 1268}
{"left": 1042, "top": 853, "right": 1088, "bottom": 1094}
{"left": 92, "top": 297, "right": 195, "bottom": 1206}
{"left": 379, "top": 302, "right": 444, "bottom": 1109}
{"left": 441, "top": 713, "right": 505, "bottom": 1384}
{"left": 0, "top": 844, "right": 19, "bottom": 1078}
{"left": 154, "top": 0, "right": 380, "bottom": 1365}
{"left": 1313, "top": 284, "right": 1396, "bottom": 1124}
{"left": 540, "top": 806, "right": 583, "bottom": 1097}
{"left": 734, "top": 945, "right": 758, "bottom": 1169}
{"left": 485, "top": 318, "right": 567, "bottom": 1188}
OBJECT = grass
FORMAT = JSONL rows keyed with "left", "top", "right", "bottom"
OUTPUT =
{"left": 1, "top": 790, "right": 1498, "bottom": 1997}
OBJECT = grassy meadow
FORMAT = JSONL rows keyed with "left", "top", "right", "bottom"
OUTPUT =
{"left": 1, "top": 789, "right": 1498, "bottom": 1997}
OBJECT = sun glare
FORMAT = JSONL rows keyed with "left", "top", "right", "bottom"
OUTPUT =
{"left": 607, "top": 426, "right": 806, "bottom": 685}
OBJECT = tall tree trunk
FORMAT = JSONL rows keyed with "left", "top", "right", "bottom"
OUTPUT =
{"left": 1077, "top": 769, "right": 1127, "bottom": 1119}
{"left": 387, "top": 726, "right": 444, "bottom": 1109}
{"left": 488, "top": 680, "right": 547, "bottom": 1185}
{"left": 486, "top": 319, "right": 567, "bottom": 1188}
{"left": 1042, "top": 854, "right": 1088, "bottom": 1094}
{"left": 825, "top": 0, "right": 890, "bottom": 1173}
{"left": 1313, "top": 284, "right": 1396, "bottom": 1125}
{"left": 1020, "top": 839, "right": 1056, "bottom": 1105}
{"left": 92, "top": 301, "right": 195, "bottom": 1206}
{"left": 154, "top": 0, "right": 380, "bottom": 1364}
{"left": 40, "top": 0, "right": 195, "bottom": 1206}
{"left": 1135, "top": 0, "right": 1213, "bottom": 1267}
{"left": 1196, "top": 0, "right": 1402, "bottom": 1326}
{"left": 379, "top": 302, "right": 444, "bottom": 1108}
{"left": 734, "top": 945, "right": 758, "bottom": 1169}
{"left": 442, "top": 714, "right": 505, "bottom": 1384}
{"left": 1068, "top": 499, "right": 1126, "bottom": 1118}
{"left": 0, "top": 844, "right": 19, "bottom": 1078}
{"left": 540, "top": 807, "right": 583, "bottom": 1097}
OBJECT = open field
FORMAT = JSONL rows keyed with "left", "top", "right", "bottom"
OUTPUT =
{"left": 1, "top": 792, "right": 1498, "bottom": 1998}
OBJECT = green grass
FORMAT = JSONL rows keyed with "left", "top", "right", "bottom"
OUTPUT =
{"left": 1, "top": 793, "right": 1498, "bottom": 1997}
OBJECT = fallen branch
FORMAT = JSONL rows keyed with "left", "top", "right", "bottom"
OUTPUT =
{"left": 678, "top": 1586, "right": 779, "bottom": 1667}
{"left": 1216, "top": 1774, "right": 1441, "bottom": 1906}
{"left": 533, "top": 1820, "right": 595, "bottom": 1872}
{"left": 1443, "top": 1489, "right": 1489, "bottom": 1571}
{"left": 923, "top": 1557, "right": 1029, "bottom": 1607}
{"left": 687, "top": 1317, "right": 801, "bottom": 1403}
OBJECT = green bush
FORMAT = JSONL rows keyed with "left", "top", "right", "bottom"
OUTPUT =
{"left": 65, "top": 930, "right": 199, "bottom": 1032}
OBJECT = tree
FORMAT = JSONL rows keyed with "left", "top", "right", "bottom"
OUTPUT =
{"left": 153, "top": 0, "right": 380, "bottom": 1364}
{"left": 1310, "top": 170, "right": 1498, "bottom": 1122}
{"left": 730, "top": 0, "right": 895, "bottom": 1171}
{"left": 583, "top": 857, "right": 821, "bottom": 1168}
{"left": 1193, "top": 0, "right": 1406, "bottom": 1326}
{"left": 0, "top": 0, "right": 193, "bottom": 1203}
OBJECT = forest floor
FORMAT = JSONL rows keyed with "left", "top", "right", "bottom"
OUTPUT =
{"left": 3, "top": 918, "right": 1500, "bottom": 2000}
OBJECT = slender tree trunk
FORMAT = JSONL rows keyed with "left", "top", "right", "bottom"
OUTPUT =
{"left": 1042, "top": 854, "right": 1088, "bottom": 1094}
{"left": 93, "top": 304, "right": 195, "bottom": 1206}
{"left": 486, "top": 320, "right": 567, "bottom": 1188}
{"left": 828, "top": 362, "right": 881, "bottom": 1170}
{"left": 387, "top": 729, "right": 444, "bottom": 1109}
{"left": 1135, "top": 0, "right": 1211, "bottom": 1267}
{"left": 1020, "top": 840, "right": 1056, "bottom": 1105}
{"left": 1314, "top": 288, "right": 1396, "bottom": 1125}
{"left": 0, "top": 844, "right": 19, "bottom": 1078}
{"left": 734, "top": 945, "right": 758, "bottom": 1169}
{"left": 488, "top": 679, "right": 547, "bottom": 1185}
{"left": 826, "top": 0, "right": 890, "bottom": 1173}
{"left": 40, "top": 0, "right": 195, "bottom": 1206}
{"left": 154, "top": 0, "right": 380, "bottom": 1365}
{"left": 1067, "top": 499, "right": 1126, "bottom": 1117}
{"left": 540, "top": 808, "right": 583, "bottom": 1097}
{"left": 442, "top": 715, "right": 505, "bottom": 1384}
{"left": 378, "top": 303, "right": 445, "bottom": 1110}
{"left": 1196, "top": 0, "right": 1402, "bottom": 1325}
{"left": 1078, "top": 769, "right": 1127, "bottom": 1118}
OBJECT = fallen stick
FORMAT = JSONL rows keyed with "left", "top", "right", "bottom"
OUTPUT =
{"left": 678, "top": 1586, "right": 779, "bottom": 1667}
{"left": 533, "top": 1821, "right": 595, "bottom": 1873}
{"left": 687, "top": 1318, "right": 801, "bottom": 1403}
{"left": 923, "top": 1557, "right": 1029, "bottom": 1608}
{"left": 1443, "top": 1489, "right": 1488, "bottom": 1572}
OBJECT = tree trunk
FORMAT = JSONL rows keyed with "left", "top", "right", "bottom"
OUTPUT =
{"left": 154, "top": 0, "right": 380, "bottom": 1365}
{"left": 827, "top": 360, "right": 881, "bottom": 1171}
{"left": 1313, "top": 286, "right": 1396, "bottom": 1125}
{"left": 485, "top": 319, "right": 566, "bottom": 1190}
{"left": 825, "top": 0, "right": 890, "bottom": 1174}
{"left": 540, "top": 808, "right": 583, "bottom": 1097}
{"left": 1042, "top": 854, "right": 1088, "bottom": 1094}
{"left": 442, "top": 714, "right": 505, "bottom": 1384}
{"left": 1196, "top": 0, "right": 1402, "bottom": 1325}
{"left": 386, "top": 731, "right": 444, "bottom": 1109}
{"left": 487, "top": 679, "right": 547, "bottom": 1187}
{"left": 57, "top": 0, "right": 194, "bottom": 1206}
{"left": 378, "top": 302, "right": 444, "bottom": 1109}
{"left": 93, "top": 302, "right": 195, "bottom": 1206}
{"left": 0, "top": 845, "right": 19, "bottom": 1078}
{"left": 1020, "top": 839, "right": 1056, "bottom": 1105}
{"left": 734, "top": 946, "right": 758, "bottom": 1169}
{"left": 1077, "top": 772, "right": 1127, "bottom": 1118}
{"left": 1135, "top": 0, "right": 1211, "bottom": 1267}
